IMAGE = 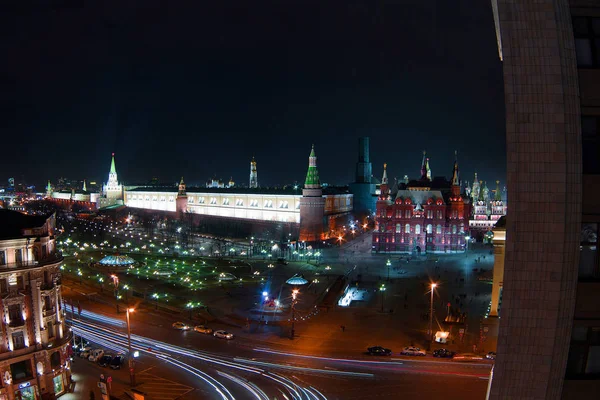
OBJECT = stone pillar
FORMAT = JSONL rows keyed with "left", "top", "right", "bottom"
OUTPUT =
{"left": 54, "top": 285, "right": 62, "bottom": 339}
{"left": 33, "top": 281, "right": 42, "bottom": 344}
{"left": 489, "top": 227, "right": 505, "bottom": 317}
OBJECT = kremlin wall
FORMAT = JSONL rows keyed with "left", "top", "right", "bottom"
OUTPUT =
{"left": 44, "top": 138, "right": 506, "bottom": 246}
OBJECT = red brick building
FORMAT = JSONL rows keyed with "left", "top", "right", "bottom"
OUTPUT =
{"left": 372, "top": 153, "right": 471, "bottom": 254}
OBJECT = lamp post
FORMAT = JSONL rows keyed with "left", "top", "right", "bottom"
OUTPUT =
{"left": 386, "top": 259, "right": 391, "bottom": 281}
{"left": 125, "top": 308, "right": 136, "bottom": 386}
{"left": 290, "top": 289, "right": 299, "bottom": 339}
{"left": 429, "top": 283, "right": 437, "bottom": 346}
{"left": 379, "top": 284, "right": 386, "bottom": 312}
{"left": 110, "top": 274, "right": 120, "bottom": 313}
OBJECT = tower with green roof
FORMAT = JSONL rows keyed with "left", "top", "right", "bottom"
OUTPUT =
{"left": 45, "top": 180, "right": 53, "bottom": 198}
{"left": 102, "top": 152, "right": 123, "bottom": 201}
{"left": 299, "top": 145, "right": 325, "bottom": 242}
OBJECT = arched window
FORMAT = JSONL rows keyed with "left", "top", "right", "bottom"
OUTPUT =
{"left": 405, "top": 224, "right": 410, "bottom": 233}
{"left": 426, "top": 224, "right": 433, "bottom": 234}
{"left": 459, "top": 224, "right": 464, "bottom": 233}
{"left": 452, "top": 225, "right": 457, "bottom": 234}
{"left": 415, "top": 225, "right": 421, "bottom": 234}
{"left": 396, "top": 224, "right": 401, "bottom": 233}
{"left": 436, "top": 224, "right": 442, "bottom": 234}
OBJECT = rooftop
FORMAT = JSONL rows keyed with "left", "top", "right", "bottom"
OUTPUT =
{"left": 0, "top": 209, "right": 50, "bottom": 240}
{"left": 127, "top": 185, "right": 352, "bottom": 196}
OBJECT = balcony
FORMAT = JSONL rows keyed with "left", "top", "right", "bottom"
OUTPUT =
{"left": 0, "top": 254, "right": 63, "bottom": 271}
{"left": 8, "top": 319, "right": 25, "bottom": 328}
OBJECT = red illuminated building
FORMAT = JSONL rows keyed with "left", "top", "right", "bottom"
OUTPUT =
{"left": 372, "top": 152, "right": 471, "bottom": 253}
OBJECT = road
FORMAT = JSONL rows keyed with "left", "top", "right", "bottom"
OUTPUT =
{"left": 71, "top": 305, "right": 491, "bottom": 400}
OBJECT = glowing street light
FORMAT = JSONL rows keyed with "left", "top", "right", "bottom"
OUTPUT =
{"left": 125, "top": 308, "right": 136, "bottom": 386}
{"left": 291, "top": 289, "right": 299, "bottom": 339}
{"left": 429, "top": 283, "right": 438, "bottom": 347}
{"left": 379, "top": 284, "right": 386, "bottom": 312}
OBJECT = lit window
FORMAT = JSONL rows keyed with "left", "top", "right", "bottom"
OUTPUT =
{"left": 405, "top": 224, "right": 410, "bottom": 234}
{"left": 223, "top": 198, "right": 230, "bottom": 205}
{"left": 426, "top": 224, "right": 432, "bottom": 234}
{"left": 210, "top": 198, "right": 217, "bottom": 205}
{"left": 452, "top": 225, "right": 457, "bottom": 234}
{"left": 415, "top": 225, "right": 421, "bottom": 235}
{"left": 188, "top": 197, "right": 194, "bottom": 204}
{"left": 396, "top": 224, "right": 401, "bottom": 233}
{"left": 279, "top": 201, "right": 289, "bottom": 209}
{"left": 573, "top": 17, "right": 600, "bottom": 67}
{"left": 199, "top": 197, "right": 205, "bottom": 204}
{"left": 579, "top": 223, "right": 598, "bottom": 279}
{"left": 436, "top": 224, "right": 442, "bottom": 234}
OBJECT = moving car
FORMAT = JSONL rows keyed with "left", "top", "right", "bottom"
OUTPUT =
{"left": 194, "top": 325, "right": 213, "bottom": 334}
{"left": 214, "top": 330, "right": 234, "bottom": 340}
{"left": 367, "top": 346, "right": 392, "bottom": 356}
{"left": 433, "top": 348, "right": 456, "bottom": 358}
{"left": 172, "top": 322, "right": 191, "bottom": 331}
{"left": 110, "top": 355, "right": 125, "bottom": 370}
{"left": 88, "top": 349, "right": 105, "bottom": 362}
{"left": 400, "top": 346, "right": 426, "bottom": 356}
{"left": 98, "top": 354, "right": 113, "bottom": 367}
{"left": 485, "top": 352, "right": 496, "bottom": 360}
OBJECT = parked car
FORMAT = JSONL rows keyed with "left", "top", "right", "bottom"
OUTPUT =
{"left": 214, "top": 330, "right": 234, "bottom": 340}
{"left": 400, "top": 346, "right": 426, "bottom": 356}
{"left": 433, "top": 349, "right": 456, "bottom": 358}
{"left": 172, "top": 322, "right": 191, "bottom": 331}
{"left": 110, "top": 355, "right": 125, "bottom": 370}
{"left": 98, "top": 355, "right": 113, "bottom": 367}
{"left": 485, "top": 352, "right": 496, "bottom": 360}
{"left": 79, "top": 347, "right": 92, "bottom": 359}
{"left": 367, "top": 346, "right": 392, "bottom": 356}
{"left": 194, "top": 325, "right": 213, "bottom": 334}
{"left": 453, "top": 353, "right": 484, "bottom": 362}
{"left": 88, "top": 349, "right": 105, "bottom": 362}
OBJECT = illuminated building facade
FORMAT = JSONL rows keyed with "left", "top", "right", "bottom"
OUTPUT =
{"left": 467, "top": 175, "right": 507, "bottom": 236}
{"left": 124, "top": 146, "right": 353, "bottom": 241}
{"left": 372, "top": 154, "right": 471, "bottom": 253}
{"left": 97, "top": 153, "right": 123, "bottom": 209}
{"left": 249, "top": 157, "right": 258, "bottom": 188}
{"left": 0, "top": 210, "right": 71, "bottom": 400}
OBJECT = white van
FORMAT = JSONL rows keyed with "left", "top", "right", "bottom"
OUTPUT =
{"left": 88, "top": 349, "right": 104, "bottom": 362}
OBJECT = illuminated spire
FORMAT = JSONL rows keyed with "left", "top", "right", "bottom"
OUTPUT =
{"left": 425, "top": 158, "right": 432, "bottom": 181}
{"left": 420, "top": 150, "right": 427, "bottom": 180}
{"left": 451, "top": 151, "right": 460, "bottom": 186}
{"left": 304, "top": 144, "right": 321, "bottom": 188}
{"left": 110, "top": 153, "right": 117, "bottom": 174}
{"left": 382, "top": 163, "right": 388, "bottom": 185}
{"left": 83, "top": 179, "right": 87, "bottom": 192}
{"left": 178, "top": 177, "right": 186, "bottom": 196}
{"left": 249, "top": 157, "right": 258, "bottom": 188}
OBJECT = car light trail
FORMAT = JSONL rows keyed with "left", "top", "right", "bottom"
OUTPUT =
{"left": 70, "top": 318, "right": 328, "bottom": 400}
{"left": 233, "top": 358, "right": 374, "bottom": 378}
{"left": 253, "top": 348, "right": 403, "bottom": 365}
{"left": 217, "top": 371, "right": 269, "bottom": 400}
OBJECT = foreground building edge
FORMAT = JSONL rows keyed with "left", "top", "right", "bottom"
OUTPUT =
{"left": 490, "top": 1, "right": 584, "bottom": 399}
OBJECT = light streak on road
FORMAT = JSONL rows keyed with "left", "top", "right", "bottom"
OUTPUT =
{"left": 217, "top": 371, "right": 269, "bottom": 400}
{"left": 253, "top": 347, "right": 404, "bottom": 365}
{"left": 234, "top": 358, "right": 374, "bottom": 378}
{"left": 76, "top": 309, "right": 126, "bottom": 327}
{"left": 70, "top": 318, "right": 328, "bottom": 400}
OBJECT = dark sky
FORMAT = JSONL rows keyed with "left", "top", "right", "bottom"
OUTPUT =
{"left": 1, "top": 0, "right": 505, "bottom": 190}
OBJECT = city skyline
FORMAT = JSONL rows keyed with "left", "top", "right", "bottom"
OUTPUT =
{"left": 1, "top": 1, "right": 505, "bottom": 189}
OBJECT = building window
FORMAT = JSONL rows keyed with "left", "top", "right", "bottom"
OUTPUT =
{"left": 573, "top": 17, "right": 600, "bottom": 68}
{"left": 0, "top": 250, "right": 4, "bottom": 265}
{"left": 210, "top": 198, "right": 217, "bottom": 205}
{"left": 279, "top": 201, "right": 289, "bottom": 209}
{"left": 223, "top": 198, "right": 230, "bottom": 206}
{"left": 426, "top": 210, "right": 433, "bottom": 219}
{"left": 48, "top": 321, "right": 54, "bottom": 339}
{"left": 396, "top": 224, "right": 401, "bottom": 233}
{"left": 50, "top": 351, "right": 61, "bottom": 368}
{"left": 566, "top": 326, "right": 600, "bottom": 377}
{"left": 188, "top": 197, "right": 194, "bottom": 204}
{"left": 415, "top": 225, "right": 421, "bottom": 235}
{"left": 12, "top": 331, "right": 25, "bottom": 350}
{"left": 10, "top": 360, "right": 33, "bottom": 381}
{"left": 405, "top": 224, "right": 410, "bottom": 233}
{"left": 199, "top": 197, "right": 205, "bottom": 204}
{"left": 437, "top": 210, "right": 442, "bottom": 219}
{"left": 264, "top": 200, "right": 273, "bottom": 208}
{"left": 436, "top": 224, "right": 442, "bottom": 234}
{"left": 405, "top": 210, "right": 411, "bottom": 218}
{"left": 582, "top": 116, "right": 600, "bottom": 174}
{"left": 460, "top": 224, "right": 464, "bottom": 233}
{"left": 395, "top": 210, "right": 401, "bottom": 218}
{"left": 426, "top": 224, "right": 433, "bottom": 234}
{"left": 452, "top": 225, "right": 457, "bottom": 234}
{"left": 579, "top": 223, "right": 598, "bottom": 279}
{"left": 53, "top": 374, "right": 64, "bottom": 395}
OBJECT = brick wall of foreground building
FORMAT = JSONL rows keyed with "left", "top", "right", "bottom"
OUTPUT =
{"left": 489, "top": 1, "right": 583, "bottom": 399}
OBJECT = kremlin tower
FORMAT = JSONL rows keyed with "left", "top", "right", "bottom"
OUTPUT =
{"left": 299, "top": 145, "right": 326, "bottom": 242}
{"left": 249, "top": 157, "right": 258, "bottom": 188}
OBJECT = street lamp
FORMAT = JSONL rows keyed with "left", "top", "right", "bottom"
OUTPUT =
{"left": 110, "top": 274, "right": 120, "bottom": 313}
{"left": 386, "top": 259, "right": 392, "bottom": 281}
{"left": 125, "top": 308, "right": 136, "bottom": 386}
{"left": 429, "top": 283, "right": 437, "bottom": 346}
{"left": 379, "top": 284, "right": 386, "bottom": 312}
{"left": 291, "top": 289, "right": 299, "bottom": 339}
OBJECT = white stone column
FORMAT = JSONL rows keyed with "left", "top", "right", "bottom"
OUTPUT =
{"left": 32, "top": 281, "right": 42, "bottom": 344}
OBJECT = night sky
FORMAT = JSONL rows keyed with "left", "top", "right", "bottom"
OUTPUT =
{"left": 1, "top": 0, "right": 505, "bottom": 190}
